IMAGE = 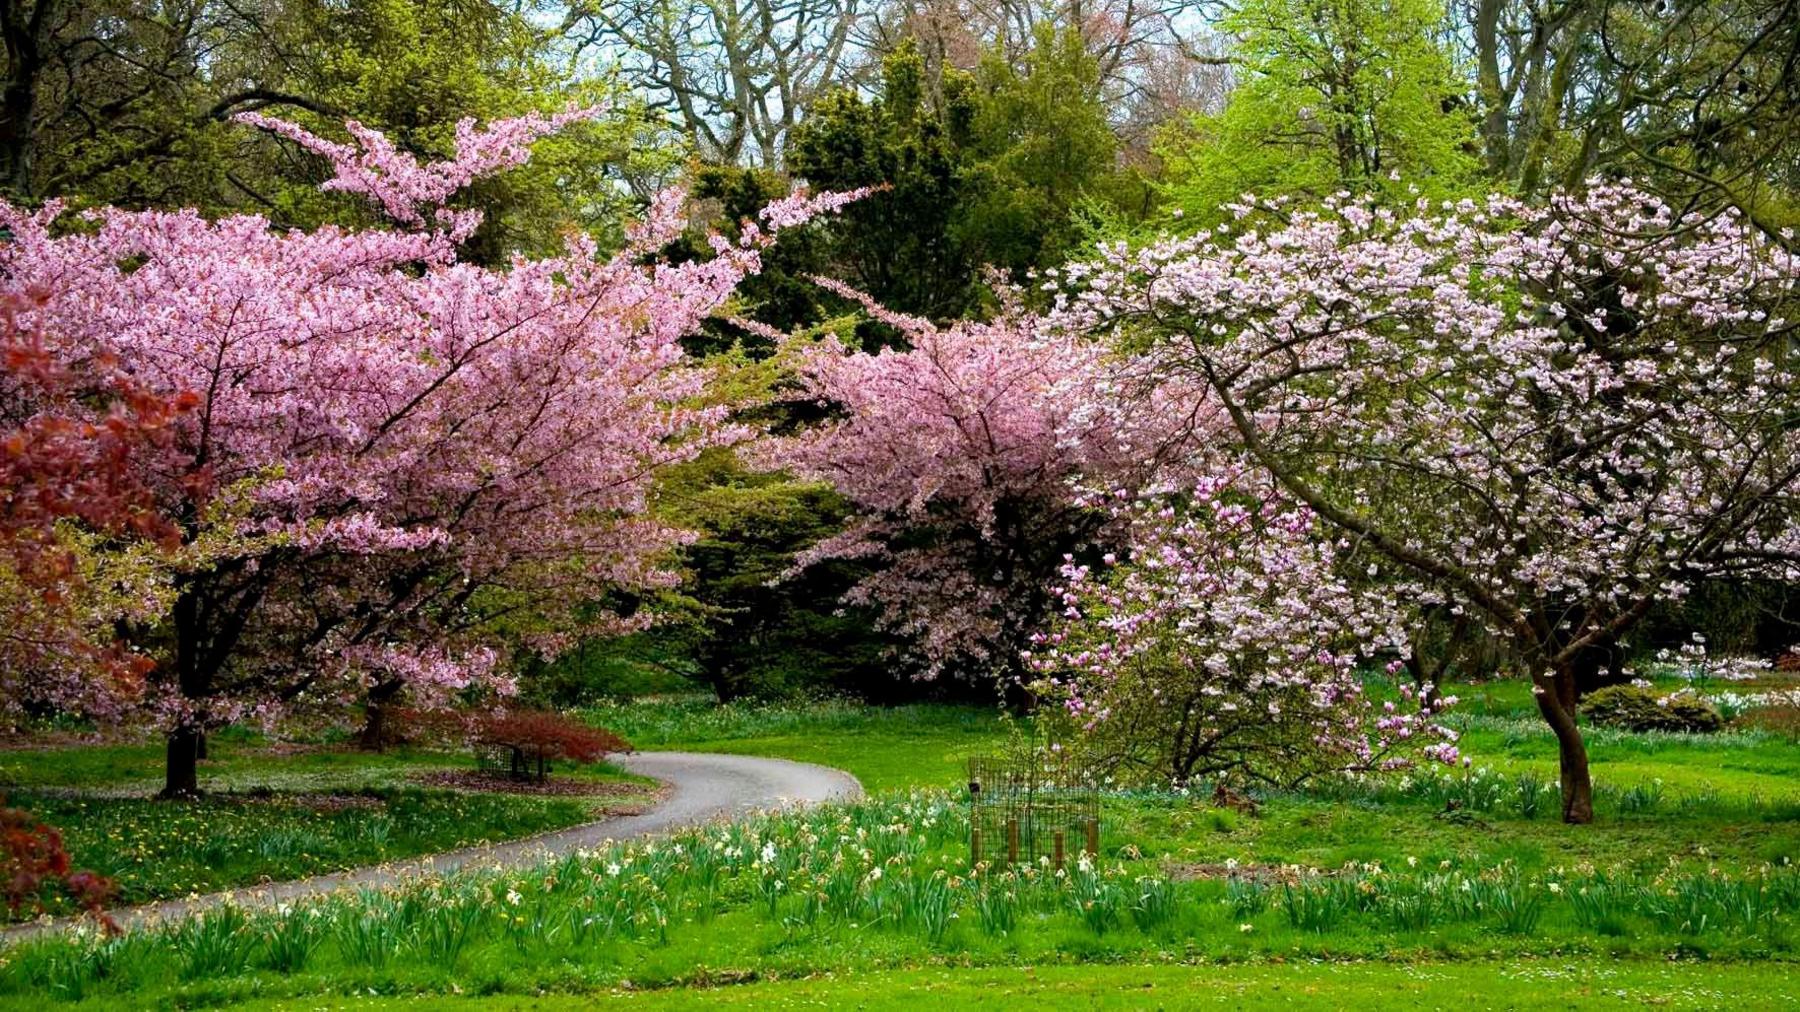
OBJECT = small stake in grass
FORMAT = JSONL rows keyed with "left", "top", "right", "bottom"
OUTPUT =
{"left": 969, "top": 777, "right": 983, "bottom": 866}
{"left": 1084, "top": 818, "right": 1099, "bottom": 858}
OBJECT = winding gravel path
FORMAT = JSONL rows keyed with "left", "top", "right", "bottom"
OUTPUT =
{"left": 5, "top": 751, "right": 860, "bottom": 940}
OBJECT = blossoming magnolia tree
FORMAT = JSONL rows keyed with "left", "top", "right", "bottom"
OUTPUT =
{"left": 1055, "top": 184, "right": 1800, "bottom": 822}
{"left": 0, "top": 109, "right": 861, "bottom": 795}
{"left": 773, "top": 282, "right": 1199, "bottom": 683}
{"left": 1028, "top": 469, "right": 1460, "bottom": 788}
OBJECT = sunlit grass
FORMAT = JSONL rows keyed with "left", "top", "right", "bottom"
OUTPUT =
{"left": 3, "top": 791, "right": 1795, "bottom": 1008}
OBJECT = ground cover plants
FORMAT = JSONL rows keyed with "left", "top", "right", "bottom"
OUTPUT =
{"left": 1, "top": 779, "right": 1795, "bottom": 1008}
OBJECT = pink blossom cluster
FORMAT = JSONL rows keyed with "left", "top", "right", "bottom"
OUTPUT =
{"left": 233, "top": 106, "right": 604, "bottom": 226}
{"left": 770, "top": 281, "right": 1201, "bottom": 679}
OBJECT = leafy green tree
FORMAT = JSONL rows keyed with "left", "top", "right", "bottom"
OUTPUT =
{"left": 1159, "top": 0, "right": 1480, "bottom": 222}
{"left": 790, "top": 31, "right": 1138, "bottom": 321}
{"left": 4, "top": 1, "right": 676, "bottom": 259}
{"left": 650, "top": 449, "right": 891, "bottom": 702}
{"left": 788, "top": 39, "right": 983, "bottom": 321}
{"left": 961, "top": 26, "right": 1138, "bottom": 277}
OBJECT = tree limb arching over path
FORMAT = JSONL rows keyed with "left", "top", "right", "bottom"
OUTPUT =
{"left": 3, "top": 752, "right": 861, "bottom": 940}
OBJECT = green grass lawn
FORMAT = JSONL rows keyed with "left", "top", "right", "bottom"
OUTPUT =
{"left": 3, "top": 686, "right": 1797, "bottom": 1006}
{"left": 0, "top": 737, "right": 653, "bottom": 917}
{"left": 2, "top": 786, "right": 1795, "bottom": 1007}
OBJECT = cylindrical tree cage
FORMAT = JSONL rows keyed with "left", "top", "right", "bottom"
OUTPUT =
{"left": 967, "top": 754, "right": 1099, "bottom": 869}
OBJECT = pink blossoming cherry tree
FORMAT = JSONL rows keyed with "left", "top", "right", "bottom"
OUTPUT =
{"left": 773, "top": 281, "right": 1198, "bottom": 683}
{"left": 0, "top": 109, "right": 860, "bottom": 795}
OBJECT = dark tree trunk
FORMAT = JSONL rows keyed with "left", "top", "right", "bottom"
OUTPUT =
{"left": 358, "top": 701, "right": 390, "bottom": 751}
{"left": 160, "top": 726, "right": 204, "bottom": 799}
{"left": 0, "top": 1, "right": 51, "bottom": 198}
{"left": 359, "top": 680, "right": 403, "bottom": 751}
{"left": 1534, "top": 666, "right": 1594, "bottom": 824}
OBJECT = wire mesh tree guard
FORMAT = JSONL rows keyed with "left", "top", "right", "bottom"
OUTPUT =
{"left": 967, "top": 754, "right": 1099, "bottom": 870}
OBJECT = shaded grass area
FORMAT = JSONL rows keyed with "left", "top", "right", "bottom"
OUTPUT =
{"left": 2, "top": 792, "right": 1795, "bottom": 1008}
{"left": 217, "top": 961, "right": 1800, "bottom": 1010}
{"left": 0, "top": 737, "right": 653, "bottom": 917}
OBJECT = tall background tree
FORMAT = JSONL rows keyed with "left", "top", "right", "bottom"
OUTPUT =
{"left": 558, "top": 0, "right": 863, "bottom": 166}
{"left": 1158, "top": 0, "right": 1481, "bottom": 222}
{"left": 1454, "top": 0, "right": 1800, "bottom": 235}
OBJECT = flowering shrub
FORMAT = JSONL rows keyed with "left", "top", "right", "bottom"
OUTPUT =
{"left": 1028, "top": 474, "right": 1458, "bottom": 788}
{"left": 1583, "top": 685, "right": 1724, "bottom": 734}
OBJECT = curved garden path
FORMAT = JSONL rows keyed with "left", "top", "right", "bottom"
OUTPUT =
{"left": 5, "top": 751, "right": 861, "bottom": 939}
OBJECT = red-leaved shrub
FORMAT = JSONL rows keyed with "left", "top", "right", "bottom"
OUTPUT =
{"left": 394, "top": 707, "right": 629, "bottom": 765}
{"left": 475, "top": 710, "right": 630, "bottom": 763}
{"left": 2, "top": 798, "right": 114, "bottom": 928}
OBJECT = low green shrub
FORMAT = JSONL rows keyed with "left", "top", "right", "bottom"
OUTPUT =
{"left": 1583, "top": 685, "right": 1724, "bottom": 734}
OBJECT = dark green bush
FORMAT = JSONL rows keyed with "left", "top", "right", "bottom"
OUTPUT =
{"left": 1582, "top": 684, "right": 1723, "bottom": 734}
